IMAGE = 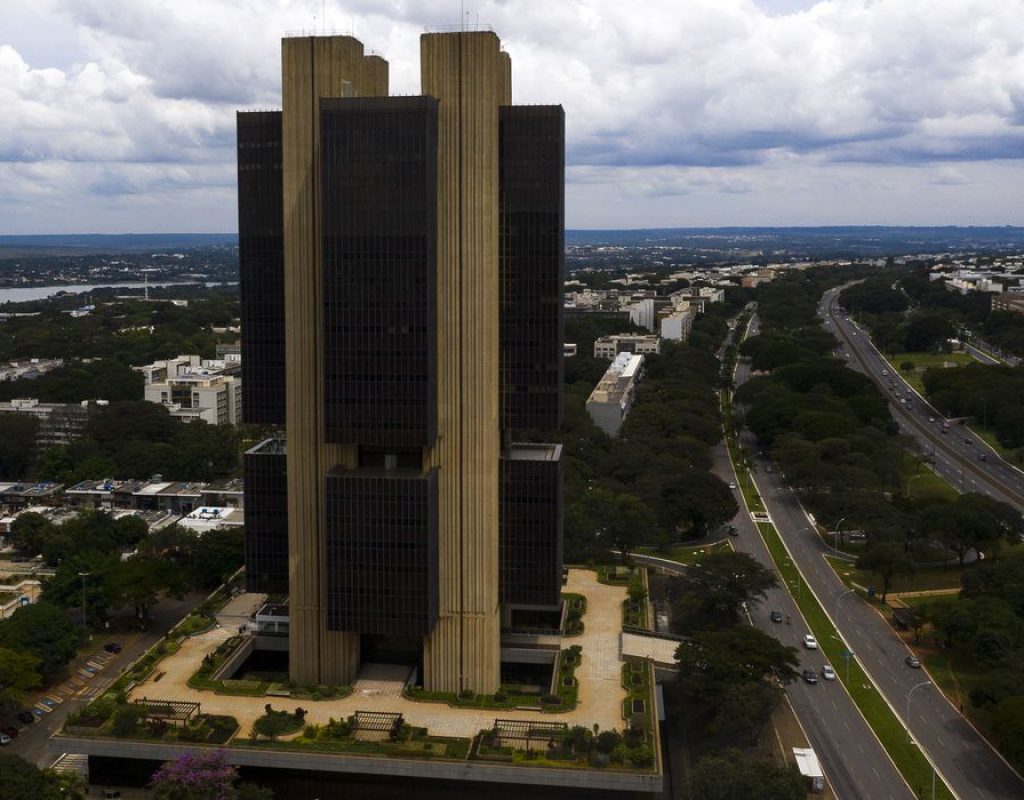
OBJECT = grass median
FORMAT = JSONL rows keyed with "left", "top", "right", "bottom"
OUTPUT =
{"left": 757, "top": 520, "right": 955, "bottom": 800}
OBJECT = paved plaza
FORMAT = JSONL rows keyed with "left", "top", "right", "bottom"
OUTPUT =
{"left": 126, "top": 569, "right": 630, "bottom": 739}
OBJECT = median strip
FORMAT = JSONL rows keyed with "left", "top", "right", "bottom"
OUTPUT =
{"left": 725, "top": 434, "right": 955, "bottom": 800}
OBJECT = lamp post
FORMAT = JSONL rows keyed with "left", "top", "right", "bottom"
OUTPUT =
{"left": 78, "top": 571, "right": 90, "bottom": 629}
{"left": 906, "top": 680, "right": 931, "bottom": 743}
{"left": 833, "top": 517, "right": 846, "bottom": 557}
{"left": 835, "top": 588, "right": 855, "bottom": 626}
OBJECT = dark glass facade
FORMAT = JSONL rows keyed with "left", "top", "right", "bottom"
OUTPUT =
{"left": 325, "top": 469, "right": 438, "bottom": 637}
{"left": 500, "top": 444, "right": 564, "bottom": 608}
{"left": 499, "top": 105, "right": 565, "bottom": 432}
{"left": 243, "top": 439, "right": 288, "bottom": 594}
{"left": 321, "top": 97, "right": 438, "bottom": 448}
{"left": 237, "top": 111, "right": 286, "bottom": 425}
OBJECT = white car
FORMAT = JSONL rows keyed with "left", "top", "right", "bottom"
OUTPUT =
{"left": 728, "top": 482, "right": 737, "bottom": 489}
{"left": 821, "top": 664, "right": 836, "bottom": 681}
{"left": 803, "top": 634, "right": 818, "bottom": 650}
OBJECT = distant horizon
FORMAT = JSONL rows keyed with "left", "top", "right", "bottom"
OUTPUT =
{"left": 4, "top": 224, "right": 1024, "bottom": 239}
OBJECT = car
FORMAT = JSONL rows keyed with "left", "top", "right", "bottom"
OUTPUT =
{"left": 1, "top": 726, "right": 18, "bottom": 740}
{"left": 103, "top": 642, "right": 122, "bottom": 654}
{"left": 821, "top": 664, "right": 836, "bottom": 681}
{"left": 905, "top": 655, "right": 921, "bottom": 668}
{"left": 802, "top": 669, "right": 819, "bottom": 684}
{"left": 770, "top": 610, "right": 783, "bottom": 623}
{"left": 928, "top": 417, "right": 936, "bottom": 423}
{"left": 964, "top": 438, "right": 973, "bottom": 445}
{"left": 0, "top": 732, "right": 10, "bottom": 746}
{"left": 978, "top": 453, "right": 987, "bottom": 461}
{"left": 727, "top": 526, "right": 739, "bottom": 537}
{"left": 16, "top": 711, "right": 35, "bottom": 725}
{"left": 803, "top": 634, "right": 818, "bottom": 649}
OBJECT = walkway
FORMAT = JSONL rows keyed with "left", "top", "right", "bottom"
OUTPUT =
{"left": 126, "top": 569, "right": 630, "bottom": 739}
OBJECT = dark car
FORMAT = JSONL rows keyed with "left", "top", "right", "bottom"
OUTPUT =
{"left": 964, "top": 438, "right": 973, "bottom": 445}
{"left": 978, "top": 453, "right": 987, "bottom": 461}
{"left": 905, "top": 655, "right": 921, "bottom": 669}
{"left": 1, "top": 726, "right": 18, "bottom": 739}
{"left": 16, "top": 711, "right": 35, "bottom": 725}
{"left": 727, "top": 526, "right": 739, "bottom": 537}
{"left": 104, "top": 642, "right": 122, "bottom": 654}
{"left": 802, "top": 669, "right": 819, "bottom": 684}
{"left": 770, "top": 610, "right": 784, "bottom": 623}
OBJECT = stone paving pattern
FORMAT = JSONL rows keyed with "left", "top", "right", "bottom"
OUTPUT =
{"left": 127, "top": 569, "right": 629, "bottom": 740}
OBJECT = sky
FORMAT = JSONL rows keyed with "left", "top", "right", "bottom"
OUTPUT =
{"left": 1, "top": 0, "right": 1024, "bottom": 233}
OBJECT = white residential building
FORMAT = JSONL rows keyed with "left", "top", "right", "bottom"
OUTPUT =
{"left": 660, "top": 307, "right": 696, "bottom": 342}
{"left": 586, "top": 353, "right": 645, "bottom": 437}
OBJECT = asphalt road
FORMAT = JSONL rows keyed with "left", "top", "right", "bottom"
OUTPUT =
{"left": 2, "top": 592, "right": 203, "bottom": 767}
{"left": 821, "top": 287, "right": 1024, "bottom": 512}
{"left": 738, "top": 305, "right": 1024, "bottom": 799}
{"left": 636, "top": 441, "right": 915, "bottom": 800}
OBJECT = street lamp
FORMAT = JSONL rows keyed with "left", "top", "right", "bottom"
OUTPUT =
{"left": 833, "top": 517, "right": 846, "bottom": 557}
{"left": 78, "top": 571, "right": 90, "bottom": 629}
{"left": 906, "top": 680, "right": 931, "bottom": 743}
{"left": 835, "top": 588, "right": 856, "bottom": 626}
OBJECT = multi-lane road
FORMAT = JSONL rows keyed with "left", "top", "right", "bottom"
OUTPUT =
{"left": 733, "top": 300, "right": 1024, "bottom": 799}
{"left": 821, "top": 286, "right": 1024, "bottom": 512}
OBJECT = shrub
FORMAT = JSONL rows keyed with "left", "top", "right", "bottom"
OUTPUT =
{"left": 493, "top": 689, "right": 508, "bottom": 703}
{"left": 540, "top": 693, "right": 562, "bottom": 706}
{"left": 596, "top": 730, "right": 622, "bottom": 754}
{"left": 458, "top": 689, "right": 474, "bottom": 700}
{"left": 628, "top": 745, "right": 654, "bottom": 768}
{"left": 110, "top": 706, "right": 144, "bottom": 737}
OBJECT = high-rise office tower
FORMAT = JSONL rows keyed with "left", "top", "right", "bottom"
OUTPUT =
{"left": 239, "top": 30, "right": 563, "bottom": 694}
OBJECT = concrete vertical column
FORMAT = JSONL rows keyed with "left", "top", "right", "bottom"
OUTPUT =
{"left": 421, "top": 31, "right": 505, "bottom": 695}
{"left": 281, "top": 35, "right": 388, "bottom": 686}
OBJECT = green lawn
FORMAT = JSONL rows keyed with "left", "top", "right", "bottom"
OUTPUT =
{"left": 825, "top": 556, "right": 966, "bottom": 594}
{"left": 636, "top": 539, "right": 732, "bottom": 565}
{"left": 971, "top": 424, "right": 1024, "bottom": 467}
{"left": 888, "top": 351, "right": 975, "bottom": 393}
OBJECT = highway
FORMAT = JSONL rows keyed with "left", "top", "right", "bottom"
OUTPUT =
{"left": 821, "top": 286, "right": 1024, "bottom": 512}
{"left": 736, "top": 305, "right": 1024, "bottom": 799}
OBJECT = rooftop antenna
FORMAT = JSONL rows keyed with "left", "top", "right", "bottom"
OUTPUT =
{"left": 461, "top": 0, "right": 465, "bottom": 31}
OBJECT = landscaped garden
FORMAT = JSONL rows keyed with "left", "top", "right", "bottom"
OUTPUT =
{"left": 405, "top": 644, "right": 583, "bottom": 713}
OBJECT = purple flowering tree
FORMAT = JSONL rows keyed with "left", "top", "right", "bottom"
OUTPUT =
{"left": 149, "top": 750, "right": 244, "bottom": 800}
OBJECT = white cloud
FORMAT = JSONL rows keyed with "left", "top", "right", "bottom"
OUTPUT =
{"left": 0, "top": 0, "right": 1023, "bottom": 231}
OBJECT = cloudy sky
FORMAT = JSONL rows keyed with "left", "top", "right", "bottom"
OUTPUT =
{"left": 2, "top": 0, "right": 1023, "bottom": 233}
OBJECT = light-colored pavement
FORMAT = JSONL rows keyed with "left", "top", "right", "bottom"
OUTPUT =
{"left": 621, "top": 632, "right": 678, "bottom": 666}
{"left": 126, "top": 569, "right": 630, "bottom": 739}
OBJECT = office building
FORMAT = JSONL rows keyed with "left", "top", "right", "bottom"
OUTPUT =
{"left": 660, "top": 307, "right": 696, "bottom": 342}
{"left": 138, "top": 355, "right": 242, "bottom": 425}
{"left": 238, "top": 30, "right": 564, "bottom": 694}
{"left": 593, "top": 333, "right": 661, "bottom": 360}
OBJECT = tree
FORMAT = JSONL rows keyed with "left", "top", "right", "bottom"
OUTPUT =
{"left": 0, "top": 754, "right": 84, "bottom": 800}
{"left": 857, "top": 542, "right": 915, "bottom": 602}
{"left": 900, "top": 360, "right": 915, "bottom": 374}
{"left": 0, "top": 414, "right": 39, "bottom": 480}
{"left": 674, "top": 626, "right": 800, "bottom": 704}
{"left": 573, "top": 487, "right": 657, "bottom": 563}
{"left": 691, "top": 750, "right": 805, "bottom": 800}
{"left": 150, "top": 750, "right": 271, "bottom": 800}
{"left": 0, "top": 647, "right": 41, "bottom": 704}
{"left": 9, "top": 511, "right": 53, "bottom": 553}
{"left": 667, "top": 551, "right": 778, "bottom": 631}
{"left": 0, "top": 602, "right": 80, "bottom": 679}
{"left": 992, "top": 696, "right": 1024, "bottom": 773}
